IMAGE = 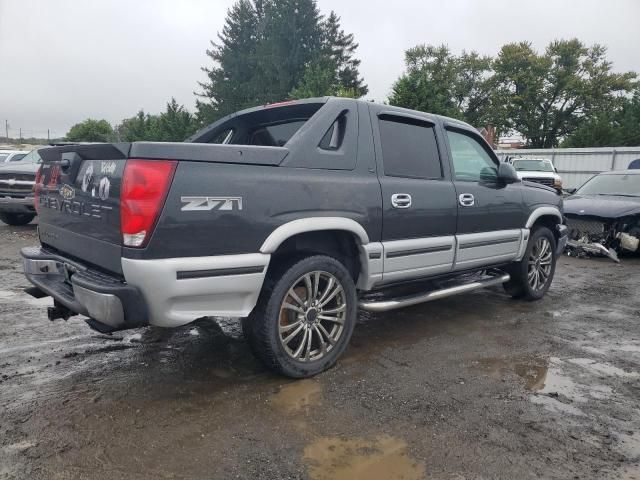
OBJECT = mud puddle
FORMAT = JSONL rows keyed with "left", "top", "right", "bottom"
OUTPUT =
{"left": 304, "top": 435, "right": 425, "bottom": 480}
{"left": 270, "top": 379, "right": 322, "bottom": 412}
{"left": 473, "top": 356, "right": 624, "bottom": 407}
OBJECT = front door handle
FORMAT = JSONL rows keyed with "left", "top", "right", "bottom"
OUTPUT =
{"left": 459, "top": 193, "right": 475, "bottom": 207}
{"left": 391, "top": 193, "right": 412, "bottom": 209}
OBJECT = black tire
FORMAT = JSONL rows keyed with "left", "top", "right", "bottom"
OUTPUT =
{"left": 503, "top": 226, "right": 557, "bottom": 301}
{"left": 0, "top": 212, "right": 35, "bottom": 226}
{"left": 242, "top": 255, "right": 357, "bottom": 378}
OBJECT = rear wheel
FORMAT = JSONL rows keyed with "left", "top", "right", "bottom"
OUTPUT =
{"left": 0, "top": 212, "right": 35, "bottom": 226}
{"left": 242, "top": 255, "right": 357, "bottom": 378}
{"left": 504, "top": 226, "right": 557, "bottom": 300}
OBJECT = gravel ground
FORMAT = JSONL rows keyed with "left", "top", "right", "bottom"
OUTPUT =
{"left": 0, "top": 222, "right": 638, "bottom": 479}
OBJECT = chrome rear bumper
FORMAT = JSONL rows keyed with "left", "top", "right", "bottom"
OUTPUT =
{"left": 21, "top": 247, "right": 147, "bottom": 330}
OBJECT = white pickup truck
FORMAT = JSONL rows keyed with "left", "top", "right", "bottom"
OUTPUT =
{"left": 508, "top": 158, "right": 563, "bottom": 194}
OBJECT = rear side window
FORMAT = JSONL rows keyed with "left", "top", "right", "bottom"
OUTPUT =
{"left": 210, "top": 128, "right": 234, "bottom": 144}
{"left": 199, "top": 102, "right": 323, "bottom": 146}
{"left": 248, "top": 120, "right": 307, "bottom": 146}
{"left": 319, "top": 113, "right": 347, "bottom": 151}
{"left": 379, "top": 117, "right": 442, "bottom": 179}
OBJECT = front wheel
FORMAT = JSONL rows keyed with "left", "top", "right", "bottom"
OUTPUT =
{"left": 242, "top": 255, "right": 357, "bottom": 378}
{"left": 0, "top": 212, "right": 35, "bottom": 226}
{"left": 504, "top": 226, "right": 557, "bottom": 300}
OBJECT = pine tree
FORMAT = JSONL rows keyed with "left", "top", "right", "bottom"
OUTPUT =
{"left": 116, "top": 110, "right": 159, "bottom": 141}
{"left": 196, "top": 1, "right": 367, "bottom": 123}
{"left": 290, "top": 11, "right": 368, "bottom": 99}
{"left": 156, "top": 98, "right": 198, "bottom": 142}
{"left": 196, "top": 0, "right": 261, "bottom": 123}
{"left": 254, "top": 0, "right": 322, "bottom": 102}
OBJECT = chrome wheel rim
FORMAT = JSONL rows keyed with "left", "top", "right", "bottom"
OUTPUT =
{"left": 528, "top": 237, "right": 553, "bottom": 291}
{"left": 278, "top": 271, "right": 346, "bottom": 362}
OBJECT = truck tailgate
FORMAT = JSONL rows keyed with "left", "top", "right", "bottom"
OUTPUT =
{"left": 37, "top": 144, "right": 129, "bottom": 274}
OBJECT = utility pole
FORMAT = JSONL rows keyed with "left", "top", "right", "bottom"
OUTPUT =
{"left": 4, "top": 120, "right": 8, "bottom": 142}
{"left": 19, "top": 128, "right": 22, "bottom": 144}
{"left": 47, "top": 129, "right": 50, "bottom": 142}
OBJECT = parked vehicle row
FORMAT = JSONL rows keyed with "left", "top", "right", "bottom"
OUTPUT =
{"left": 503, "top": 156, "right": 563, "bottom": 193}
{"left": 0, "top": 149, "right": 29, "bottom": 163}
{"left": 564, "top": 169, "right": 640, "bottom": 261}
{"left": 0, "top": 148, "right": 42, "bottom": 225}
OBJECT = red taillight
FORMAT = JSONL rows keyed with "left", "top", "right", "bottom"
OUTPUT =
{"left": 120, "top": 159, "right": 177, "bottom": 248}
{"left": 34, "top": 166, "right": 43, "bottom": 214}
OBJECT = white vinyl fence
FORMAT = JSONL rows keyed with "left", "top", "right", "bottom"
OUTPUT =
{"left": 495, "top": 147, "right": 640, "bottom": 189}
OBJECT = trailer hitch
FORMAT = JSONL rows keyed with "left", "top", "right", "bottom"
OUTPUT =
{"left": 47, "top": 301, "right": 75, "bottom": 321}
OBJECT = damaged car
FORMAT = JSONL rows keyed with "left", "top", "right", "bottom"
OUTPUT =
{"left": 564, "top": 169, "right": 640, "bottom": 262}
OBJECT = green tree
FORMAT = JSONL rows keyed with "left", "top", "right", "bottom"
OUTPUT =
{"left": 256, "top": 0, "right": 323, "bottom": 102}
{"left": 563, "top": 89, "right": 640, "bottom": 147}
{"left": 156, "top": 98, "right": 198, "bottom": 141}
{"left": 66, "top": 119, "right": 115, "bottom": 142}
{"left": 291, "top": 11, "right": 368, "bottom": 99}
{"left": 196, "top": 0, "right": 262, "bottom": 123}
{"left": 116, "top": 99, "right": 197, "bottom": 142}
{"left": 196, "top": 1, "right": 367, "bottom": 123}
{"left": 115, "top": 110, "right": 159, "bottom": 142}
{"left": 388, "top": 45, "right": 493, "bottom": 127}
{"left": 492, "top": 39, "right": 636, "bottom": 147}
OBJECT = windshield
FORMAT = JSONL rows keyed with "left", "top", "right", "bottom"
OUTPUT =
{"left": 16, "top": 149, "right": 42, "bottom": 164}
{"left": 576, "top": 173, "right": 640, "bottom": 197}
{"left": 512, "top": 159, "right": 554, "bottom": 172}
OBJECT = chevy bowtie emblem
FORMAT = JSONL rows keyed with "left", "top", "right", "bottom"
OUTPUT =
{"left": 59, "top": 184, "right": 76, "bottom": 200}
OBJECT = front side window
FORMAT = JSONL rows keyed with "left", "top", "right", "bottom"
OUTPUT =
{"left": 447, "top": 130, "right": 498, "bottom": 182}
{"left": 10, "top": 154, "right": 26, "bottom": 162}
{"left": 379, "top": 117, "right": 442, "bottom": 179}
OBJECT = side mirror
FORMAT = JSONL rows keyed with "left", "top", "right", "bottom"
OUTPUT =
{"left": 497, "top": 162, "right": 520, "bottom": 184}
{"left": 564, "top": 188, "right": 576, "bottom": 195}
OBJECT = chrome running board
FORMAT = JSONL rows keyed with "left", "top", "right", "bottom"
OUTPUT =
{"left": 358, "top": 272, "right": 511, "bottom": 313}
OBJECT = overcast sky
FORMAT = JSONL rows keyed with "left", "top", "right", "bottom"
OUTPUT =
{"left": 1, "top": 0, "right": 639, "bottom": 138}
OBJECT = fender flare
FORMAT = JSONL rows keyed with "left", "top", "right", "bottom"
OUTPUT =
{"left": 526, "top": 206, "right": 562, "bottom": 229}
{"left": 260, "top": 217, "right": 369, "bottom": 254}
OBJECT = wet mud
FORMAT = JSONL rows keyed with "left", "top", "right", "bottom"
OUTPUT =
{"left": 0, "top": 223, "right": 639, "bottom": 479}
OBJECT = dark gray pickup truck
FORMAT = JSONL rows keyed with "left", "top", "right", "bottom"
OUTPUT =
{"left": 22, "top": 97, "right": 568, "bottom": 377}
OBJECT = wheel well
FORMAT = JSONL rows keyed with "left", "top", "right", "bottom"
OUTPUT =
{"left": 267, "top": 230, "right": 361, "bottom": 281}
{"left": 531, "top": 215, "right": 560, "bottom": 237}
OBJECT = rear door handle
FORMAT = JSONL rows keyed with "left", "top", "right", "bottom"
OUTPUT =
{"left": 391, "top": 193, "right": 412, "bottom": 209}
{"left": 459, "top": 193, "right": 475, "bottom": 207}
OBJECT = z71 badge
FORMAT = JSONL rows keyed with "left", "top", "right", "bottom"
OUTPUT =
{"left": 180, "top": 196, "right": 243, "bottom": 211}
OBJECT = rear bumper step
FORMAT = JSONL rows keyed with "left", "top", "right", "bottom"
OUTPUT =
{"left": 358, "top": 271, "right": 511, "bottom": 312}
{"left": 21, "top": 246, "right": 148, "bottom": 331}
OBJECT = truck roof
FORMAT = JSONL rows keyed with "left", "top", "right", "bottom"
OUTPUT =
{"left": 188, "top": 97, "right": 476, "bottom": 143}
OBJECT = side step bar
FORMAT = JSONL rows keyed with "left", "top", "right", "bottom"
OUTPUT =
{"left": 358, "top": 272, "right": 511, "bottom": 313}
